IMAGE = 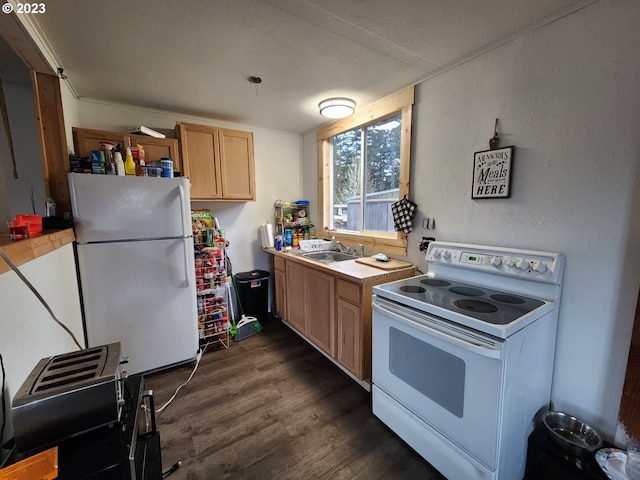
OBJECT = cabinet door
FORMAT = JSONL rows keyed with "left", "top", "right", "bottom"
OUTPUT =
{"left": 128, "top": 134, "right": 181, "bottom": 173}
{"left": 285, "top": 262, "right": 306, "bottom": 334}
{"left": 218, "top": 128, "right": 255, "bottom": 200}
{"left": 274, "top": 266, "right": 287, "bottom": 320}
{"left": 73, "top": 127, "right": 126, "bottom": 157}
{"left": 304, "top": 268, "right": 335, "bottom": 356}
{"left": 337, "top": 298, "right": 362, "bottom": 378}
{"left": 176, "top": 122, "right": 222, "bottom": 200}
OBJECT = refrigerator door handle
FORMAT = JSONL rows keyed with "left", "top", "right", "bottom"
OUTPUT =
{"left": 182, "top": 238, "right": 191, "bottom": 287}
{"left": 178, "top": 184, "right": 189, "bottom": 238}
{"left": 178, "top": 184, "right": 192, "bottom": 288}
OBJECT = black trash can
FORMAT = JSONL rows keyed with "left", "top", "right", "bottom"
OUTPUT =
{"left": 234, "top": 270, "right": 270, "bottom": 324}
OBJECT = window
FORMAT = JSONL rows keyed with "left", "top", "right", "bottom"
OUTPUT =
{"left": 332, "top": 114, "right": 402, "bottom": 233}
{"left": 317, "top": 86, "right": 414, "bottom": 256}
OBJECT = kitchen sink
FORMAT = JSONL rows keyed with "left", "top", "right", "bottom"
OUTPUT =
{"left": 301, "top": 251, "right": 358, "bottom": 263}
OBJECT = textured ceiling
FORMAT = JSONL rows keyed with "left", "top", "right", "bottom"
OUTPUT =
{"left": 2, "top": 0, "right": 592, "bottom": 133}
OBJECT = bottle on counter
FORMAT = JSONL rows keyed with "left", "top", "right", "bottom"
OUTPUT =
{"left": 284, "top": 230, "right": 292, "bottom": 247}
{"left": 45, "top": 197, "right": 56, "bottom": 217}
{"left": 124, "top": 146, "right": 136, "bottom": 175}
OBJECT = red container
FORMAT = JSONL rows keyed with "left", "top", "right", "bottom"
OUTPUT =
{"left": 16, "top": 214, "right": 43, "bottom": 236}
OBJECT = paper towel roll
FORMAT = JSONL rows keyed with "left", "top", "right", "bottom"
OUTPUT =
{"left": 260, "top": 222, "right": 274, "bottom": 248}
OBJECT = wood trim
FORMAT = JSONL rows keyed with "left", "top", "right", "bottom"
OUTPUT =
{"left": 316, "top": 87, "right": 414, "bottom": 257}
{"left": 32, "top": 72, "right": 69, "bottom": 216}
{"left": 317, "top": 86, "right": 415, "bottom": 141}
{"left": 318, "top": 138, "right": 331, "bottom": 229}
{"left": 398, "top": 104, "right": 412, "bottom": 200}
{"left": 619, "top": 287, "right": 640, "bottom": 438}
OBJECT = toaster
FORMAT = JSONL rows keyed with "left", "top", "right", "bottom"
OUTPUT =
{"left": 11, "top": 343, "right": 126, "bottom": 454}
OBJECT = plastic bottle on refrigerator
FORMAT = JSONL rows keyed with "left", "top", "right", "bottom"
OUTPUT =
{"left": 124, "top": 146, "right": 136, "bottom": 175}
{"left": 100, "top": 142, "right": 115, "bottom": 175}
{"left": 114, "top": 144, "right": 125, "bottom": 176}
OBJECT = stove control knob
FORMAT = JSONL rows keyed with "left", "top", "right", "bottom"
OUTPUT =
{"left": 432, "top": 248, "right": 441, "bottom": 259}
{"left": 532, "top": 261, "right": 548, "bottom": 273}
{"left": 442, "top": 250, "right": 451, "bottom": 260}
{"left": 490, "top": 256, "right": 503, "bottom": 267}
{"left": 516, "top": 259, "right": 530, "bottom": 271}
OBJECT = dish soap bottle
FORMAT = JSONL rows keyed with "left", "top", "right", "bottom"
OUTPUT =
{"left": 124, "top": 146, "right": 136, "bottom": 175}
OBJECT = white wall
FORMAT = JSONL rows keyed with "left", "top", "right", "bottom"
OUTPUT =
{"left": 0, "top": 84, "right": 46, "bottom": 223}
{"left": 303, "top": 0, "right": 640, "bottom": 441}
{"left": 75, "top": 100, "right": 302, "bottom": 286}
{"left": 0, "top": 244, "right": 84, "bottom": 462}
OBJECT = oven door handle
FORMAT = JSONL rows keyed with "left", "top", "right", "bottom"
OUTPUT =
{"left": 373, "top": 299, "right": 502, "bottom": 360}
{"left": 139, "top": 389, "right": 157, "bottom": 439}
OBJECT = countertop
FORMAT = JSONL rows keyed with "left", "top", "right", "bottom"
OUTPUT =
{"left": 0, "top": 229, "right": 75, "bottom": 275}
{"left": 263, "top": 247, "right": 416, "bottom": 283}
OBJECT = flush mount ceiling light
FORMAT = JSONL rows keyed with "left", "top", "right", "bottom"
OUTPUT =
{"left": 319, "top": 97, "right": 355, "bottom": 119}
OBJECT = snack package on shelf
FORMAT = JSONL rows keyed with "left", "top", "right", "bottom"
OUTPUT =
{"left": 191, "top": 209, "right": 229, "bottom": 250}
{"left": 194, "top": 248, "right": 227, "bottom": 293}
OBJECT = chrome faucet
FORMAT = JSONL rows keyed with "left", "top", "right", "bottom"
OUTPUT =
{"left": 330, "top": 237, "right": 365, "bottom": 257}
{"left": 330, "top": 236, "right": 347, "bottom": 252}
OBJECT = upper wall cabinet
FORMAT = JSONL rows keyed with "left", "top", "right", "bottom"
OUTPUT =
{"left": 72, "top": 127, "right": 181, "bottom": 172}
{"left": 175, "top": 122, "right": 256, "bottom": 201}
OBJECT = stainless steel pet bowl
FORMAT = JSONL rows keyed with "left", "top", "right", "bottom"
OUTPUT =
{"left": 542, "top": 411, "right": 603, "bottom": 456}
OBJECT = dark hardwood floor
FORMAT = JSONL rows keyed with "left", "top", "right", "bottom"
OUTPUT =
{"left": 145, "top": 319, "right": 445, "bottom": 480}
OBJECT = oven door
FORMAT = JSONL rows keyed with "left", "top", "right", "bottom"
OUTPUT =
{"left": 372, "top": 296, "right": 504, "bottom": 470}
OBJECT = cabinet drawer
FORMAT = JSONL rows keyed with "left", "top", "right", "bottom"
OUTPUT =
{"left": 274, "top": 256, "right": 285, "bottom": 272}
{"left": 337, "top": 279, "right": 360, "bottom": 304}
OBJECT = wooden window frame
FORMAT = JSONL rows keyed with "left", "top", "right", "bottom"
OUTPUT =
{"left": 316, "top": 86, "right": 414, "bottom": 257}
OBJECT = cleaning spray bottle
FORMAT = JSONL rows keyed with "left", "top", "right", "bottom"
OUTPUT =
{"left": 124, "top": 146, "right": 136, "bottom": 175}
{"left": 114, "top": 144, "right": 125, "bottom": 176}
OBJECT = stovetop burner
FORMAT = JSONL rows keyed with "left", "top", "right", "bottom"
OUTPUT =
{"left": 454, "top": 298, "right": 499, "bottom": 313}
{"left": 400, "top": 285, "right": 426, "bottom": 294}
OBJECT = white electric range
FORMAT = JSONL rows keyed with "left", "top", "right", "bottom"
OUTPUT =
{"left": 372, "top": 241, "right": 565, "bottom": 480}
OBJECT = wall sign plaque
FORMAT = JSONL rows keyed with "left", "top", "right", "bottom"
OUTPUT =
{"left": 472, "top": 146, "right": 513, "bottom": 199}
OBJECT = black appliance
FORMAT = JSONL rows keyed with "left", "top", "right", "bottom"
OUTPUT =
{"left": 525, "top": 422, "right": 610, "bottom": 480}
{"left": 12, "top": 343, "right": 126, "bottom": 453}
{"left": 10, "top": 344, "right": 162, "bottom": 479}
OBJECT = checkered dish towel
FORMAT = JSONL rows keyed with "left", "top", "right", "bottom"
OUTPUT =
{"left": 391, "top": 195, "right": 417, "bottom": 234}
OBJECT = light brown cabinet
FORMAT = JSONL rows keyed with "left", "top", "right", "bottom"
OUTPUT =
{"left": 72, "top": 127, "right": 181, "bottom": 172}
{"left": 274, "top": 253, "right": 415, "bottom": 385}
{"left": 285, "top": 261, "right": 306, "bottom": 333}
{"left": 175, "top": 122, "right": 255, "bottom": 201}
{"left": 284, "top": 261, "right": 335, "bottom": 356}
{"left": 304, "top": 268, "right": 335, "bottom": 356}
{"left": 274, "top": 256, "right": 287, "bottom": 320}
{"left": 336, "top": 279, "right": 363, "bottom": 378}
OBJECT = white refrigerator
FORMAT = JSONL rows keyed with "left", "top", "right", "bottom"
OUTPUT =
{"left": 68, "top": 173, "right": 198, "bottom": 375}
